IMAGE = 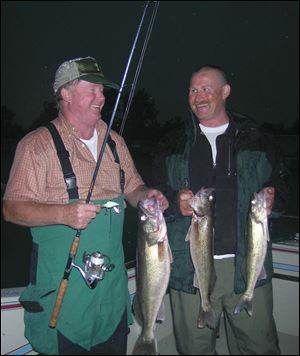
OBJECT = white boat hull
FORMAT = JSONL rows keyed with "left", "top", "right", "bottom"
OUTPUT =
{"left": 2, "top": 243, "right": 299, "bottom": 355}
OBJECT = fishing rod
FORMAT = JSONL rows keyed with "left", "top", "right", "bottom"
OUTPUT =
{"left": 48, "top": 1, "right": 158, "bottom": 328}
{"left": 119, "top": 1, "right": 160, "bottom": 137}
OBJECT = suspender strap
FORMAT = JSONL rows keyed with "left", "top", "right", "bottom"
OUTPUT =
{"left": 107, "top": 135, "right": 125, "bottom": 194}
{"left": 47, "top": 123, "right": 125, "bottom": 196}
{"left": 46, "top": 123, "right": 79, "bottom": 199}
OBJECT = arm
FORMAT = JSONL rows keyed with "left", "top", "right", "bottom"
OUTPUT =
{"left": 2, "top": 200, "right": 100, "bottom": 230}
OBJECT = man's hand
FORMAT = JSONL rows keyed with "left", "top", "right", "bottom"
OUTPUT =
{"left": 146, "top": 189, "right": 169, "bottom": 212}
{"left": 261, "top": 187, "right": 275, "bottom": 215}
{"left": 125, "top": 185, "right": 169, "bottom": 211}
{"left": 177, "top": 189, "right": 194, "bottom": 216}
{"left": 64, "top": 201, "right": 101, "bottom": 230}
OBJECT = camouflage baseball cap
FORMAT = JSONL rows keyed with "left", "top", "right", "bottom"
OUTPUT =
{"left": 53, "top": 56, "right": 119, "bottom": 93}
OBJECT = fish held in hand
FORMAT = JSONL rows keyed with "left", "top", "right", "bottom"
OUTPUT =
{"left": 132, "top": 198, "right": 172, "bottom": 355}
{"left": 234, "top": 190, "right": 269, "bottom": 317}
{"left": 185, "top": 187, "right": 216, "bottom": 329}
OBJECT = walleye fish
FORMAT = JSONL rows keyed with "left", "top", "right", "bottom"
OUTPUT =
{"left": 234, "top": 190, "right": 269, "bottom": 317}
{"left": 185, "top": 187, "right": 215, "bottom": 329}
{"left": 132, "top": 198, "right": 172, "bottom": 355}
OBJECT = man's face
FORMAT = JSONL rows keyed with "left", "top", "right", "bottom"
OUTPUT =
{"left": 188, "top": 69, "right": 230, "bottom": 123}
{"left": 67, "top": 80, "right": 106, "bottom": 125}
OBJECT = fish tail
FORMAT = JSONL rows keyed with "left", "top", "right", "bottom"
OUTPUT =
{"left": 234, "top": 295, "right": 253, "bottom": 317}
{"left": 197, "top": 309, "right": 215, "bottom": 329}
{"left": 132, "top": 336, "right": 157, "bottom": 355}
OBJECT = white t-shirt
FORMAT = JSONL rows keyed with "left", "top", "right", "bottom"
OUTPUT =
{"left": 80, "top": 129, "right": 98, "bottom": 161}
{"left": 199, "top": 122, "right": 229, "bottom": 165}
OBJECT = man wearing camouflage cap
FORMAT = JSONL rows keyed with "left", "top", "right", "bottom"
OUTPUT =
{"left": 3, "top": 56, "right": 168, "bottom": 355}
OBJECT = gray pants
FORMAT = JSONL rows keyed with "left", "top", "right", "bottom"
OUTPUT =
{"left": 169, "top": 258, "right": 280, "bottom": 355}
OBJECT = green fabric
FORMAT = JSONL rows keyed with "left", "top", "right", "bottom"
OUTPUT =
{"left": 20, "top": 195, "right": 132, "bottom": 354}
{"left": 165, "top": 153, "right": 197, "bottom": 293}
{"left": 166, "top": 154, "right": 188, "bottom": 191}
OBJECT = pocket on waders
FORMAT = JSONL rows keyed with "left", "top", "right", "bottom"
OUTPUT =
{"left": 20, "top": 284, "right": 56, "bottom": 313}
{"left": 19, "top": 284, "right": 59, "bottom": 354}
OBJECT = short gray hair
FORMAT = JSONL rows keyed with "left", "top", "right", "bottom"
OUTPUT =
{"left": 193, "top": 64, "right": 228, "bottom": 85}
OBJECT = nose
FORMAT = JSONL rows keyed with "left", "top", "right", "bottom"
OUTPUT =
{"left": 96, "top": 92, "right": 106, "bottom": 107}
{"left": 195, "top": 90, "right": 206, "bottom": 101}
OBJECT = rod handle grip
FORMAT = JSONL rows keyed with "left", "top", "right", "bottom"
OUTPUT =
{"left": 48, "top": 278, "right": 68, "bottom": 328}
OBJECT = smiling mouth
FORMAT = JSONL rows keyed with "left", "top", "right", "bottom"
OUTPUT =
{"left": 196, "top": 102, "right": 209, "bottom": 108}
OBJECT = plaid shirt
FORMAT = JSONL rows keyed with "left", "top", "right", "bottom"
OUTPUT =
{"left": 4, "top": 114, "right": 144, "bottom": 203}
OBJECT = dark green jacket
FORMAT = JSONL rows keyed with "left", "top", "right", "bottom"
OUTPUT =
{"left": 154, "top": 111, "right": 289, "bottom": 294}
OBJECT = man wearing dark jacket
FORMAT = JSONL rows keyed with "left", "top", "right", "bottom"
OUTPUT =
{"left": 153, "top": 65, "right": 289, "bottom": 354}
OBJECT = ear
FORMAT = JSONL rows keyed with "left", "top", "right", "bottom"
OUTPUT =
{"left": 222, "top": 84, "right": 231, "bottom": 100}
{"left": 60, "top": 87, "right": 72, "bottom": 102}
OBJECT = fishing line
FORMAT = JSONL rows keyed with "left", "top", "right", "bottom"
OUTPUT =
{"left": 119, "top": 1, "right": 160, "bottom": 137}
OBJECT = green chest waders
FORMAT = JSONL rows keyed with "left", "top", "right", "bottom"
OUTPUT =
{"left": 20, "top": 126, "right": 131, "bottom": 354}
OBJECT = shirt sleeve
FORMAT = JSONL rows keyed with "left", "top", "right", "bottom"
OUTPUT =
{"left": 3, "top": 131, "right": 51, "bottom": 203}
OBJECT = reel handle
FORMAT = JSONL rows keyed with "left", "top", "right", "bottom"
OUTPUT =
{"left": 105, "top": 264, "right": 115, "bottom": 272}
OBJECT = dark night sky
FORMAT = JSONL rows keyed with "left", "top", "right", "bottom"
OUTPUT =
{"left": 1, "top": 1, "right": 299, "bottom": 130}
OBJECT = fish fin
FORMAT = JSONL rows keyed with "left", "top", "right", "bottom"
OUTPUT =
{"left": 158, "top": 238, "right": 170, "bottom": 262}
{"left": 132, "top": 295, "right": 143, "bottom": 326}
{"left": 210, "top": 267, "right": 217, "bottom": 293}
{"left": 146, "top": 234, "right": 160, "bottom": 246}
{"left": 197, "top": 310, "right": 205, "bottom": 328}
{"left": 156, "top": 299, "right": 165, "bottom": 323}
{"left": 185, "top": 224, "right": 192, "bottom": 241}
{"left": 132, "top": 336, "right": 157, "bottom": 355}
{"left": 263, "top": 221, "right": 270, "bottom": 241}
{"left": 241, "top": 259, "right": 247, "bottom": 284}
{"left": 258, "top": 265, "right": 267, "bottom": 280}
{"left": 234, "top": 295, "right": 253, "bottom": 317}
{"left": 197, "top": 309, "right": 215, "bottom": 329}
{"left": 193, "top": 273, "right": 200, "bottom": 289}
{"left": 168, "top": 242, "right": 173, "bottom": 263}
